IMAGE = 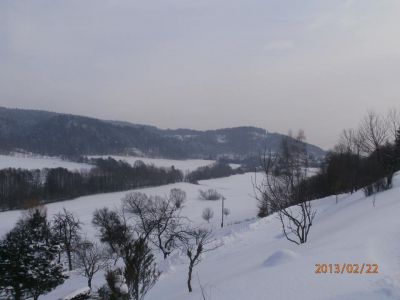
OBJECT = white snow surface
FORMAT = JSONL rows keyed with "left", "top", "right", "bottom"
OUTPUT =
{"left": 1, "top": 172, "right": 400, "bottom": 299}
{"left": 88, "top": 155, "right": 216, "bottom": 173}
{"left": 0, "top": 154, "right": 93, "bottom": 171}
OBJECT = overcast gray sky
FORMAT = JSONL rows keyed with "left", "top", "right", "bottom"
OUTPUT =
{"left": 1, "top": 0, "right": 400, "bottom": 149}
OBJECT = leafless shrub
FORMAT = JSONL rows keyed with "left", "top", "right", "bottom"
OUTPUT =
{"left": 201, "top": 207, "right": 214, "bottom": 223}
{"left": 169, "top": 188, "right": 186, "bottom": 209}
{"left": 198, "top": 189, "right": 222, "bottom": 201}
{"left": 223, "top": 208, "right": 230, "bottom": 217}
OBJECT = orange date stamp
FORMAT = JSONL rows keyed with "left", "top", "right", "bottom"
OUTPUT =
{"left": 315, "top": 263, "right": 379, "bottom": 274}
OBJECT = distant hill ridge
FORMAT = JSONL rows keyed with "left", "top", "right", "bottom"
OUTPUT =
{"left": 0, "top": 107, "right": 325, "bottom": 159}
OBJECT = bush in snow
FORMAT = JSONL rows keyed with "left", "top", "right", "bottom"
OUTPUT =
{"left": 198, "top": 189, "right": 223, "bottom": 201}
{"left": 169, "top": 188, "right": 186, "bottom": 209}
{"left": 98, "top": 269, "right": 129, "bottom": 300}
{"left": 223, "top": 207, "right": 230, "bottom": 218}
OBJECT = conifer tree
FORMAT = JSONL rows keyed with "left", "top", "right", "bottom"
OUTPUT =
{"left": 125, "top": 238, "right": 160, "bottom": 300}
{"left": 0, "top": 208, "right": 66, "bottom": 300}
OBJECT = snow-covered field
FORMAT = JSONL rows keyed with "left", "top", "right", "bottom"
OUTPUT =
{"left": 0, "top": 154, "right": 240, "bottom": 173}
{"left": 1, "top": 172, "right": 400, "bottom": 299}
{"left": 0, "top": 173, "right": 257, "bottom": 242}
{"left": 0, "top": 154, "right": 93, "bottom": 171}
{"left": 88, "top": 155, "right": 216, "bottom": 173}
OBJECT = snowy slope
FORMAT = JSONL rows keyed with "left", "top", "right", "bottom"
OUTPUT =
{"left": 146, "top": 175, "right": 400, "bottom": 300}
{"left": 0, "top": 154, "right": 93, "bottom": 171}
{"left": 1, "top": 173, "right": 400, "bottom": 299}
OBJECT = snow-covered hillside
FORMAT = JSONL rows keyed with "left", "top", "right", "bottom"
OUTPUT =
{"left": 149, "top": 173, "right": 400, "bottom": 300}
{"left": 0, "top": 154, "right": 93, "bottom": 171}
{"left": 1, "top": 173, "right": 400, "bottom": 299}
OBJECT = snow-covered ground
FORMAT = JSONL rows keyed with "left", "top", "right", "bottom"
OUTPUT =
{"left": 0, "top": 154, "right": 93, "bottom": 171}
{"left": 0, "top": 153, "right": 240, "bottom": 173}
{"left": 1, "top": 172, "right": 400, "bottom": 299}
{"left": 88, "top": 155, "right": 216, "bottom": 173}
{"left": 0, "top": 173, "right": 257, "bottom": 241}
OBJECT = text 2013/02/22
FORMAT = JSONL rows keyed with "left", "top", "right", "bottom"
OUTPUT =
{"left": 315, "top": 263, "right": 379, "bottom": 274}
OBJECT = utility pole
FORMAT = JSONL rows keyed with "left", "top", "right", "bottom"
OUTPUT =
{"left": 221, "top": 196, "right": 225, "bottom": 228}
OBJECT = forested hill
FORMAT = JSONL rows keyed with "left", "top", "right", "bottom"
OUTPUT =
{"left": 0, "top": 107, "right": 325, "bottom": 159}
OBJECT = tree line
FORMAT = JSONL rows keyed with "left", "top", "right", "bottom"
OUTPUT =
{"left": 255, "top": 110, "right": 400, "bottom": 246}
{"left": 0, "top": 157, "right": 183, "bottom": 211}
{"left": 303, "top": 110, "right": 400, "bottom": 201}
{"left": 185, "top": 162, "right": 244, "bottom": 183}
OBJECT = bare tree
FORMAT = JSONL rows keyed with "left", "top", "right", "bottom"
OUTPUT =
{"left": 255, "top": 132, "right": 317, "bottom": 245}
{"left": 122, "top": 192, "right": 155, "bottom": 240}
{"left": 123, "top": 191, "right": 186, "bottom": 259}
{"left": 52, "top": 208, "right": 82, "bottom": 271}
{"left": 337, "top": 128, "right": 361, "bottom": 155}
{"left": 357, "top": 111, "right": 398, "bottom": 187}
{"left": 148, "top": 196, "right": 186, "bottom": 259}
{"left": 181, "top": 229, "right": 218, "bottom": 293}
{"left": 202, "top": 207, "right": 214, "bottom": 223}
{"left": 387, "top": 108, "right": 400, "bottom": 142}
{"left": 358, "top": 111, "right": 389, "bottom": 156}
{"left": 74, "top": 241, "right": 108, "bottom": 290}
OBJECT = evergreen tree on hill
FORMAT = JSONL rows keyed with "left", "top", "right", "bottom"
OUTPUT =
{"left": 0, "top": 208, "right": 66, "bottom": 300}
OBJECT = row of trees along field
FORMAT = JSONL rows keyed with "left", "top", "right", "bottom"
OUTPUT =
{"left": 0, "top": 157, "right": 183, "bottom": 211}
{"left": 185, "top": 162, "right": 244, "bottom": 183}
{"left": 306, "top": 110, "right": 400, "bottom": 200}
{"left": 0, "top": 154, "right": 247, "bottom": 211}
{"left": 0, "top": 188, "right": 219, "bottom": 300}
{"left": 255, "top": 110, "right": 400, "bottom": 246}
